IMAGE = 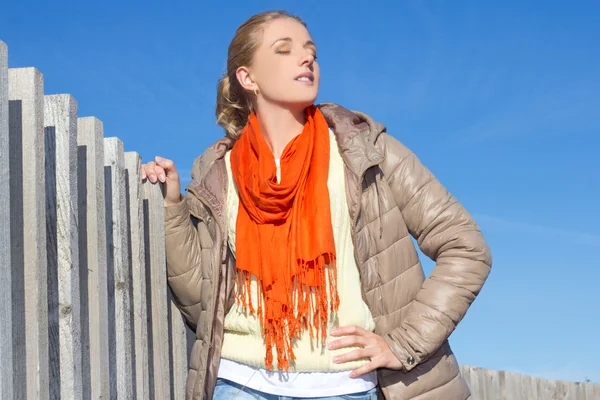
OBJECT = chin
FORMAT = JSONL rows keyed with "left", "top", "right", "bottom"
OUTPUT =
{"left": 276, "top": 89, "right": 319, "bottom": 113}
{"left": 290, "top": 94, "right": 319, "bottom": 110}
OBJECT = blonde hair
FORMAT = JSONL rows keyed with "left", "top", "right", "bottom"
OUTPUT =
{"left": 215, "top": 10, "right": 306, "bottom": 139}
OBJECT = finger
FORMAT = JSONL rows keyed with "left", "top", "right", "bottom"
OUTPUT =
{"left": 141, "top": 162, "right": 154, "bottom": 180}
{"left": 145, "top": 162, "right": 158, "bottom": 183}
{"left": 333, "top": 347, "right": 375, "bottom": 364}
{"left": 328, "top": 335, "right": 368, "bottom": 350}
{"left": 153, "top": 165, "right": 166, "bottom": 183}
{"left": 350, "top": 360, "right": 381, "bottom": 379}
{"left": 155, "top": 156, "right": 176, "bottom": 172}
{"left": 330, "top": 325, "right": 370, "bottom": 337}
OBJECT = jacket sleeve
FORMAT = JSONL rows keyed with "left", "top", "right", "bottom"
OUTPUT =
{"left": 380, "top": 132, "right": 492, "bottom": 372}
{"left": 164, "top": 192, "right": 204, "bottom": 330}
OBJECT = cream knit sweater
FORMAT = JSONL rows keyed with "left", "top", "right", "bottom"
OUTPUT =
{"left": 221, "top": 129, "right": 376, "bottom": 372}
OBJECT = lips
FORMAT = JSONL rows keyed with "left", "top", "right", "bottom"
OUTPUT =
{"left": 295, "top": 71, "right": 314, "bottom": 83}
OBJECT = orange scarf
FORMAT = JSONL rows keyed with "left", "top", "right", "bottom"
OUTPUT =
{"left": 230, "top": 105, "right": 339, "bottom": 371}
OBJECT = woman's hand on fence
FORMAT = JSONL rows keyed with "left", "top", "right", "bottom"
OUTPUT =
{"left": 328, "top": 325, "right": 403, "bottom": 378}
{"left": 142, "top": 156, "right": 182, "bottom": 206}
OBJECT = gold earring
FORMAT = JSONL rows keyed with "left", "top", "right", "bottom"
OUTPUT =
{"left": 253, "top": 87, "right": 259, "bottom": 96}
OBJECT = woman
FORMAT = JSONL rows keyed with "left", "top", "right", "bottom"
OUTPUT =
{"left": 143, "top": 10, "right": 492, "bottom": 400}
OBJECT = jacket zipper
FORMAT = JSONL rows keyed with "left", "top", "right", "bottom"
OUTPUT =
{"left": 350, "top": 171, "right": 368, "bottom": 304}
{"left": 350, "top": 159, "right": 382, "bottom": 303}
{"left": 349, "top": 160, "right": 391, "bottom": 400}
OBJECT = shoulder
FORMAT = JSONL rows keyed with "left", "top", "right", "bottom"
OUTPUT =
{"left": 318, "top": 102, "right": 382, "bottom": 144}
{"left": 188, "top": 135, "right": 235, "bottom": 189}
{"left": 318, "top": 102, "right": 413, "bottom": 167}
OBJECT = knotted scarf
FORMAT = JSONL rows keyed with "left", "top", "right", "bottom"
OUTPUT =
{"left": 230, "top": 105, "right": 339, "bottom": 371}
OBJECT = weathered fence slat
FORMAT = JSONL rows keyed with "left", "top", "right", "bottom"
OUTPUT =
{"left": 573, "top": 381, "right": 586, "bottom": 400}
{"left": 556, "top": 380, "right": 569, "bottom": 399}
{"left": 0, "top": 39, "right": 13, "bottom": 400}
{"left": 170, "top": 293, "right": 189, "bottom": 400}
{"left": 104, "top": 137, "right": 135, "bottom": 399}
{"left": 9, "top": 67, "right": 48, "bottom": 400}
{"left": 78, "top": 117, "right": 110, "bottom": 400}
{"left": 44, "top": 94, "right": 83, "bottom": 400}
{"left": 498, "top": 370, "right": 507, "bottom": 400}
{"left": 520, "top": 374, "right": 535, "bottom": 399}
{"left": 587, "top": 382, "right": 600, "bottom": 400}
{"left": 538, "top": 377, "right": 556, "bottom": 400}
{"left": 125, "top": 151, "right": 151, "bottom": 400}
{"left": 143, "top": 181, "right": 170, "bottom": 399}
{"left": 469, "top": 366, "right": 484, "bottom": 399}
{"left": 476, "top": 368, "right": 500, "bottom": 400}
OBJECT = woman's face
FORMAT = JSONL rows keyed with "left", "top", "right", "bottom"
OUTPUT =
{"left": 239, "top": 18, "right": 320, "bottom": 110}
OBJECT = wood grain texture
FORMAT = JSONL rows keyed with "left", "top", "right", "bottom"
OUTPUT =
{"left": 124, "top": 151, "right": 150, "bottom": 400}
{"left": 104, "top": 137, "right": 135, "bottom": 399}
{"left": 78, "top": 117, "right": 109, "bottom": 400}
{"left": 8, "top": 67, "right": 48, "bottom": 400}
{"left": 44, "top": 94, "right": 82, "bottom": 400}
{"left": 143, "top": 181, "right": 170, "bottom": 400}
{"left": 520, "top": 374, "right": 535, "bottom": 399}
{"left": 0, "top": 39, "right": 13, "bottom": 400}
{"left": 586, "top": 382, "right": 600, "bottom": 400}
{"left": 539, "top": 377, "right": 557, "bottom": 400}
{"left": 169, "top": 295, "right": 188, "bottom": 400}
{"left": 468, "top": 366, "right": 483, "bottom": 399}
{"left": 483, "top": 368, "right": 500, "bottom": 400}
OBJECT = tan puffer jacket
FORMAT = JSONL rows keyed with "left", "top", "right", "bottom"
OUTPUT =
{"left": 164, "top": 103, "right": 492, "bottom": 399}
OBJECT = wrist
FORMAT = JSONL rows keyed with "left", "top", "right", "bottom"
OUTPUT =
{"left": 164, "top": 194, "right": 184, "bottom": 207}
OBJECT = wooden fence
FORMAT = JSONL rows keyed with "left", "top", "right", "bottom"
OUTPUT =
{"left": 461, "top": 366, "right": 599, "bottom": 400}
{"left": 1, "top": 40, "right": 599, "bottom": 399}
{"left": 0, "top": 40, "right": 192, "bottom": 400}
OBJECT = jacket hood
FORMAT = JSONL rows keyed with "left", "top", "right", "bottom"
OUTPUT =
{"left": 318, "top": 102, "right": 386, "bottom": 148}
{"left": 318, "top": 102, "right": 387, "bottom": 177}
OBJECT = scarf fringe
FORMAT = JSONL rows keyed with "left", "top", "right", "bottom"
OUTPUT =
{"left": 235, "top": 253, "right": 339, "bottom": 371}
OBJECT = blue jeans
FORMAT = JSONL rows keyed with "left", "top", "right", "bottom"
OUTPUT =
{"left": 213, "top": 378, "right": 378, "bottom": 399}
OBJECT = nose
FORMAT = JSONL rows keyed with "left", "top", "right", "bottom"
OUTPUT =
{"left": 299, "top": 51, "right": 315, "bottom": 69}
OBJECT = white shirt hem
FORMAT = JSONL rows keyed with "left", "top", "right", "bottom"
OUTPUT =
{"left": 218, "top": 358, "right": 377, "bottom": 398}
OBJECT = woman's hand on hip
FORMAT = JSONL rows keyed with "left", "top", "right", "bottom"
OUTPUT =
{"left": 141, "top": 156, "right": 182, "bottom": 206}
{"left": 328, "top": 325, "right": 403, "bottom": 378}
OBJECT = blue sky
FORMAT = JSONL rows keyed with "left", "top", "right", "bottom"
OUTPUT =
{"left": 2, "top": 0, "right": 598, "bottom": 384}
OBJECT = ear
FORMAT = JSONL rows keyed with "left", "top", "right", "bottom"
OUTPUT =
{"left": 235, "top": 66, "right": 257, "bottom": 93}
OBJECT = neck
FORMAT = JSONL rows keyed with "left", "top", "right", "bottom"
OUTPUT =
{"left": 255, "top": 103, "right": 306, "bottom": 159}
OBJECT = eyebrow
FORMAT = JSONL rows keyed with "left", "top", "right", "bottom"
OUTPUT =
{"left": 270, "top": 37, "right": 317, "bottom": 48}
